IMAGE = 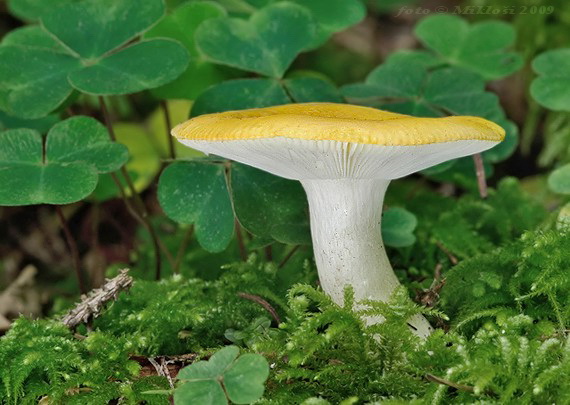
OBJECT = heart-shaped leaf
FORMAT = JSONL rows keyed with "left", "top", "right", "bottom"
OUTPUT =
{"left": 382, "top": 207, "right": 417, "bottom": 248}
{"left": 0, "top": 116, "right": 126, "bottom": 206}
{"left": 0, "top": 0, "right": 189, "bottom": 118}
{"left": 342, "top": 51, "right": 517, "bottom": 171}
{"left": 0, "top": 109, "right": 59, "bottom": 133}
{"left": 530, "top": 48, "right": 570, "bottom": 111}
{"left": 90, "top": 123, "right": 162, "bottom": 202}
{"left": 0, "top": 27, "right": 82, "bottom": 119}
{"left": 283, "top": 76, "right": 343, "bottom": 103}
{"left": 415, "top": 14, "right": 523, "bottom": 80}
{"left": 223, "top": 354, "right": 270, "bottom": 403}
{"left": 231, "top": 163, "right": 311, "bottom": 245}
{"left": 158, "top": 161, "right": 234, "bottom": 252}
{"left": 144, "top": 1, "right": 234, "bottom": 100}
{"left": 47, "top": 116, "right": 128, "bottom": 173}
{"left": 191, "top": 79, "right": 290, "bottom": 116}
{"left": 7, "top": 0, "right": 72, "bottom": 21}
{"left": 288, "top": 0, "right": 365, "bottom": 48}
{"left": 216, "top": 0, "right": 364, "bottom": 48}
{"left": 548, "top": 163, "right": 570, "bottom": 194}
{"left": 175, "top": 346, "right": 269, "bottom": 405}
{"left": 41, "top": 0, "right": 165, "bottom": 59}
{"left": 68, "top": 39, "right": 189, "bottom": 95}
{"left": 195, "top": 2, "right": 316, "bottom": 78}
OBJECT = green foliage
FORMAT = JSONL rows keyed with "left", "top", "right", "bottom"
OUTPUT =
{"left": 0, "top": 318, "right": 168, "bottom": 405}
{"left": 95, "top": 256, "right": 298, "bottom": 355}
{"left": 174, "top": 346, "right": 269, "bottom": 405}
{"left": 431, "top": 177, "right": 548, "bottom": 260}
{"left": 548, "top": 163, "right": 570, "bottom": 194}
{"left": 440, "top": 228, "right": 570, "bottom": 333}
{"left": 2, "top": 1, "right": 570, "bottom": 404}
{"left": 195, "top": 2, "right": 316, "bottom": 78}
{"left": 415, "top": 14, "right": 523, "bottom": 80}
{"left": 342, "top": 50, "right": 519, "bottom": 179}
{"left": 144, "top": 1, "right": 232, "bottom": 100}
{"left": 382, "top": 207, "right": 417, "bottom": 248}
{"left": 0, "top": 116, "right": 127, "bottom": 205}
{"left": 158, "top": 161, "right": 235, "bottom": 252}
{"left": 231, "top": 163, "right": 310, "bottom": 245}
{"left": 531, "top": 48, "right": 570, "bottom": 111}
{"left": 0, "top": 0, "right": 189, "bottom": 118}
{"left": 414, "top": 316, "right": 570, "bottom": 404}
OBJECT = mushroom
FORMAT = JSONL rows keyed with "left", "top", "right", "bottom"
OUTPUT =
{"left": 172, "top": 103, "right": 505, "bottom": 337}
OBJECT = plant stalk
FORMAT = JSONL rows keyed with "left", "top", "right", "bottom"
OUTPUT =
{"left": 55, "top": 205, "right": 88, "bottom": 294}
{"left": 99, "top": 96, "right": 164, "bottom": 279}
{"left": 301, "top": 178, "right": 433, "bottom": 338}
{"left": 472, "top": 153, "right": 488, "bottom": 199}
{"left": 161, "top": 101, "right": 176, "bottom": 160}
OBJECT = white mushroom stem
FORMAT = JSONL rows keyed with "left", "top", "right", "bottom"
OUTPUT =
{"left": 301, "top": 178, "right": 433, "bottom": 338}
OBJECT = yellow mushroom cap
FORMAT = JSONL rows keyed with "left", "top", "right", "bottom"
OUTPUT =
{"left": 173, "top": 103, "right": 505, "bottom": 180}
{"left": 173, "top": 102, "right": 504, "bottom": 146}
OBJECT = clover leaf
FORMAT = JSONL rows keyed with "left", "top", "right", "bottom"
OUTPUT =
{"left": 195, "top": 2, "right": 316, "bottom": 78}
{"left": 191, "top": 77, "right": 341, "bottom": 116}
{"left": 191, "top": 79, "right": 290, "bottom": 116}
{"left": 174, "top": 346, "right": 269, "bottom": 405}
{"left": 231, "top": 163, "right": 311, "bottom": 245}
{"left": 214, "top": 0, "right": 365, "bottom": 48}
{"left": 158, "top": 161, "right": 235, "bottom": 252}
{"left": 342, "top": 51, "right": 518, "bottom": 169}
{"left": 530, "top": 48, "right": 570, "bottom": 111}
{"left": 0, "top": 116, "right": 128, "bottom": 206}
{"left": 415, "top": 14, "right": 523, "bottom": 80}
{"left": 548, "top": 164, "right": 570, "bottom": 195}
{"left": 144, "top": 1, "right": 234, "bottom": 100}
{"left": 7, "top": 0, "right": 72, "bottom": 21}
{"left": 0, "top": 0, "right": 189, "bottom": 119}
{"left": 382, "top": 207, "right": 417, "bottom": 248}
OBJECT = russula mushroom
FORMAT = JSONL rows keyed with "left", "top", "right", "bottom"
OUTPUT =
{"left": 172, "top": 103, "right": 505, "bottom": 338}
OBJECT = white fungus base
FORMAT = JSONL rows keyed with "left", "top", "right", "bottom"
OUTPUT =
{"left": 302, "top": 178, "right": 433, "bottom": 338}
{"left": 179, "top": 136, "right": 500, "bottom": 338}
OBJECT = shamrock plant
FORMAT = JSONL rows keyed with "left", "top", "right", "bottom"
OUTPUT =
{"left": 0, "top": 116, "right": 127, "bottom": 205}
{"left": 0, "top": 0, "right": 189, "bottom": 118}
{"left": 173, "top": 346, "right": 269, "bottom": 405}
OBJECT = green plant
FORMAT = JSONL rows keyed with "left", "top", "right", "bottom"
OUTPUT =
{"left": 173, "top": 346, "right": 269, "bottom": 405}
{"left": 1, "top": 0, "right": 570, "bottom": 403}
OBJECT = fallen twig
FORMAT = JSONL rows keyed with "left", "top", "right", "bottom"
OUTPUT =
{"left": 237, "top": 292, "right": 281, "bottom": 325}
{"left": 436, "top": 241, "right": 458, "bottom": 266}
{"left": 426, "top": 373, "right": 475, "bottom": 392}
{"left": 61, "top": 269, "right": 133, "bottom": 328}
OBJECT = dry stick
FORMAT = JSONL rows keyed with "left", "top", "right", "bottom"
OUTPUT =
{"left": 425, "top": 374, "right": 475, "bottom": 393}
{"left": 436, "top": 241, "right": 458, "bottom": 266}
{"left": 161, "top": 101, "right": 176, "bottom": 160}
{"left": 61, "top": 269, "right": 133, "bottom": 328}
{"left": 235, "top": 220, "right": 247, "bottom": 261}
{"left": 99, "top": 96, "right": 163, "bottom": 280}
{"left": 173, "top": 226, "right": 194, "bottom": 274}
{"left": 55, "top": 206, "right": 88, "bottom": 294}
{"left": 278, "top": 245, "right": 300, "bottom": 269}
{"left": 237, "top": 292, "right": 281, "bottom": 325}
{"left": 472, "top": 153, "right": 488, "bottom": 199}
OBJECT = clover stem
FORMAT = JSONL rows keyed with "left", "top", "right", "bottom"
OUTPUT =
{"left": 99, "top": 96, "right": 163, "bottom": 280}
{"left": 301, "top": 178, "right": 433, "bottom": 338}
{"left": 161, "top": 101, "right": 176, "bottom": 160}
{"left": 173, "top": 225, "right": 194, "bottom": 274}
{"left": 472, "top": 153, "right": 488, "bottom": 199}
{"left": 55, "top": 205, "right": 88, "bottom": 294}
{"left": 235, "top": 220, "right": 248, "bottom": 261}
